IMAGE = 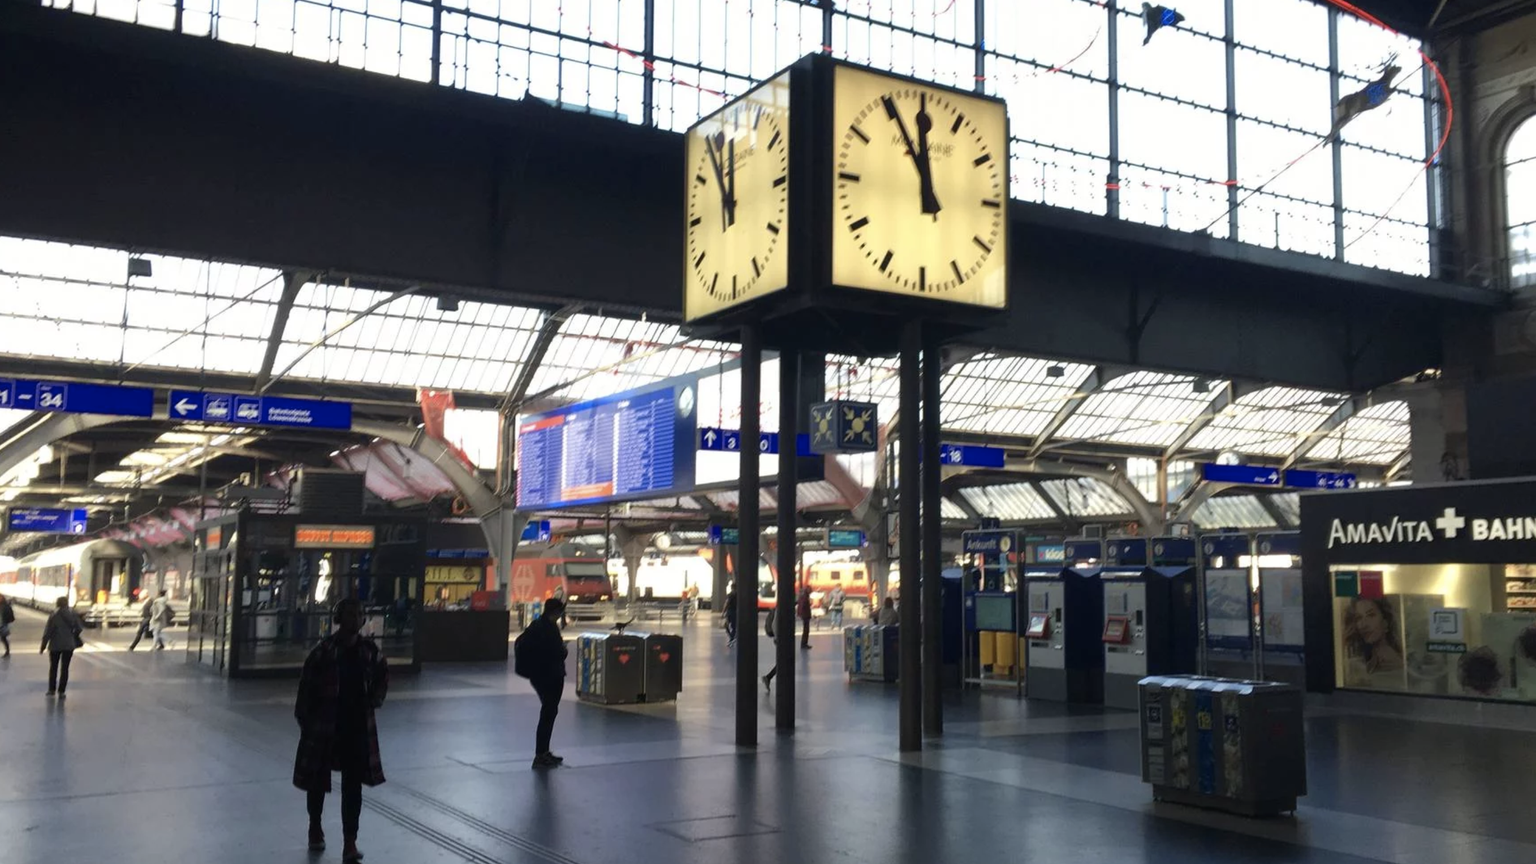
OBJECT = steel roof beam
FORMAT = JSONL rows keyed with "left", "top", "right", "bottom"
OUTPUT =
{"left": 254, "top": 269, "right": 311, "bottom": 392}
{"left": 1283, "top": 395, "right": 1365, "bottom": 469}
{"left": 1027, "top": 365, "right": 1114, "bottom": 459}
{"left": 503, "top": 304, "right": 582, "bottom": 413}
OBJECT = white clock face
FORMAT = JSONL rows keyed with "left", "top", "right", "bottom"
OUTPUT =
{"left": 831, "top": 66, "right": 1008, "bottom": 307}
{"left": 683, "top": 74, "right": 792, "bottom": 323}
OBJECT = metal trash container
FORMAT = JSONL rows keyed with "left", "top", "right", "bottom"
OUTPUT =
{"left": 843, "top": 625, "right": 898, "bottom": 682}
{"left": 642, "top": 632, "right": 683, "bottom": 702}
{"left": 575, "top": 632, "right": 645, "bottom": 705}
{"left": 1139, "top": 675, "right": 1306, "bottom": 816}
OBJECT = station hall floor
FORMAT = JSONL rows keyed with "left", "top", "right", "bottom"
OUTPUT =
{"left": 1, "top": 609, "right": 1534, "bottom": 864}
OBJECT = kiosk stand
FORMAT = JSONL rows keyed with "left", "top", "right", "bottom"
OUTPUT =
{"left": 1199, "top": 533, "right": 1257, "bottom": 680}
{"left": 1026, "top": 537, "right": 1105, "bottom": 702}
{"left": 960, "top": 530, "right": 1022, "bottom": 694}
{"left": 1103, "top": 536, "right": 1199, "bottom": 709}
{"left": 1255, "top": 532, "right": 1305, "bottom": 686}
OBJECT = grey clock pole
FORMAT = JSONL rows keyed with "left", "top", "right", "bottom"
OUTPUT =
{"left": 737, "top": 324, "right": 761, "bottom": 748}
{"left": 921, "top": 327, "right": 943, "bottom": 737}
{"left": 898, "top": 320, "right": 923, "bottom": 752}
{"left": 776, "top": 349, "right": 800, "bottom": 731}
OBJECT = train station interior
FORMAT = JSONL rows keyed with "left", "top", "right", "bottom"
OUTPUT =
{"left": 6, "top": 0, "right": 1536, "bottom": 861}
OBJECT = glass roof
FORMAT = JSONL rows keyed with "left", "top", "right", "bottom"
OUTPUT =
{"left": 959, "top": 482, "right": 1058, "bottom": 522}
{"left": 941, "top": 355, "right": 1097, "bottom": 437}
{"left": 1039, "top": 477, "right": 1134, "bottom": 518}
{"left": 1192, "top": 495, "right": 1278, "bottom": 529}
{"left": 1186, "top": 386, "right": 1344, "bottom": 457}
{"left": 940, "top": 496, "right": 970, "bottom": 521}
{"left": 1305, "top": 400, "right": 1410, "bottom": 464}
{"left": 1269, "top": 492, "right": 1301, "bottom": 527}
{"left": 1058, "top": 372, "right": 1222, "bottom": 448}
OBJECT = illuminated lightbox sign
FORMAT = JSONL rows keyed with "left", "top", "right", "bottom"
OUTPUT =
{"left": 295, "top": 525, "right": 376, "bottom": 549}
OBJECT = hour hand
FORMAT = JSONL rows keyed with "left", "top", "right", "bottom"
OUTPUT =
{"left": 914, "top": 95, "right": 942, "bottom": 215}
{"left": 705, "top": 133, "right": 736, "bottom": 231}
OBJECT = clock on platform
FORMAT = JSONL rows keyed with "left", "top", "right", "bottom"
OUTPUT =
{"left": 830, "top": 64, "right": 1008, "bottom": 308}
{"left": 683, "top": 73, "right": 793, "bottom": 323}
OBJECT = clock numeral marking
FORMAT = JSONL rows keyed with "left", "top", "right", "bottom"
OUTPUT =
{"left": 773, "top": 175, "right": 787, "bottom": 187}
{"left": 973, "top": 236, "right": 993, "bottom": 254}
{"left": 850, "top": 125, "right": 870, "bottom": 144}
{"left": 695, "top": 174, "right": 707, "bottom": 185}
{"left": 950, "top": 113, "right": 965, "bottom": 134}
{"left": 753, "top": 106, "right": 763, "bottom": 129}
{"left": 752, "top": 257, "right": 761, "bottom": 277}
{"left": 710, "top": 272, "right": 719, "bottom": 295}
{"left": 766, "top": 222, "right": 781, "bottom": 235}
{"left": 951, "top": 259, "right": 965, "bottom": 284}
{"left": 838, "top": 172, "right": 862, "bottom": 182}
{"left": 881, "top": 96, "right": 901, "bottom": 121}
{"left": 689, "top": 216, "right": 702, "bottom": 228}
{"left": 919, "top": 266, "right": 927, "bottom": 293}
{"left": 768, "top": 129, "right": 782, "bottom": 150}
{"left": 849, "top": 216, "right": 870, "bottom": 232}
{"left": 879, "top": 250, "right": 894, "bottom": 272}
{"left": 733, "top": 275, "right": 738, "bottom": 298}
{"left": 982, "top": 199, "right": 1002, "bottom": 208}
{"left": 695, "top": 251, "right": 707, "bottom": 268}
{"left": 973, "top": 153, "right": 993, "bottom": 167}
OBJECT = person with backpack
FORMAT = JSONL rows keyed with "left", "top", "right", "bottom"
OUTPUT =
{"left": 39, "top": 596, "right": 83, "bottom": 697}
{"left": 515, "top": 597, "right": 568, "bottom": 769}
{"left": 294, "top": 598, "right": 389, "bottom": 862}
{"left": 148, "top": 590, "right": 175, "bottom": 650}
{"left": 0, "top": 594, "right": 15, "bottom": 657}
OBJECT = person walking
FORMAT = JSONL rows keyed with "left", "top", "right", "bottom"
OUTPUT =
{"left": 762, "top": 605, "right": 782, "bottom": 691}
{"left": 722, "top": 584, "right": 738, "bottom": 646}
{"left": 0, "top": 594, "right": 15, "bottom": 657}
{"left": 148, "top": 590, "right": 174, "bottom": 650}
{"left": 128, "top": 593, "right": 154, "bottom": 651}
{"left": 515, "top": 597, "right": 569, "bottom": 769}
{"left": 827, "top": 585, "right": 846, "bottom": 630}
{"left": 294, "top": 598, "right": 389, "bottom": 862}
{"left": 39, "top": 597, "right": 83, "bottom": 697}
{"left": 797, "top": 585, "right": 813, "bottom": 649}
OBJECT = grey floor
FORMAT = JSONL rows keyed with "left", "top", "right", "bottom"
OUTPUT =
{"left": 1, "top": 608, "right": 1533, "bottom": 864}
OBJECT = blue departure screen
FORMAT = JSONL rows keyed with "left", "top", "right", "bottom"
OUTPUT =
{"left": 516, "top": 385, "right": 687, "bottom": 509}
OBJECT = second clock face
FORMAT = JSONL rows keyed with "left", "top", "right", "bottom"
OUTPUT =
{"left": 831, "top": 66, "right": 1008, "bottom": 307}
{"left": 683, "top": 74, "right": 792, "bottom": 323}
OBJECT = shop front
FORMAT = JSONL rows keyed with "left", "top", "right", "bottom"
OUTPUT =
{"left": 1301, "top": 478, "right": 1536, "bottom": 706}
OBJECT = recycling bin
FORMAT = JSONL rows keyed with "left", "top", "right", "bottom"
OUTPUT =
{"left": 642, "top": 632, "right": 684, "bottom": 701}
{"left": 1138, "top": 675, "right": 1306, "bottom": 816}
{"left": 575, "top": 632, "right": 645, "bottom": 704}
{"left": 843, "top": 625, "right": 898, "bottom": 682}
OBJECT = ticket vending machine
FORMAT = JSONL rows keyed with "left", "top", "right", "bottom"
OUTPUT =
{"left": 960, "top": 529, "right": 1022, "bottom": 693}
{"left": 1200, "top": 533, "right": 1257, "bottom": 680}
{"left": 1102, "top": 536, "right": 1200, "bottom": 709}
{"left": 1025, "top": 537, "right": 1105, "bottom": 703}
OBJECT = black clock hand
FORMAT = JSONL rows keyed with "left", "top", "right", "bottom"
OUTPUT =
{"left": 726, "top": 137, "right": 738, "bottom": 228}
{"left": 884, "top": 95, "right": 941, "bottom": 216}
{"left": 914, "top": 93, "right": 942, "bottom": 216}
{"left": 705, "top": 133, "right": 734, "bottom": 232}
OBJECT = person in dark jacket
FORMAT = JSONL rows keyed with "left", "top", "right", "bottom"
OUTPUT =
{"left": 39, "top": 597, "right": 82, "bottom": 697}
{"left": 797, "top": 585, "right": 813, "bottom": 649}
{"left": 0, "top": 594, "right": 14, "bottom": 657}
{"left": 524, "top": 597, "right": 569, "bottom": 769}
{"left": 127, "top": 594, "right": 154, "bottom": 651}
{"left": 723, "top": 584, "right": 738, "bottom": 646}
{"left": 293, "top": 599, "right": 389, "bottom": 862}
{"left": 762, "top": 607, "right": 783, "bottom": 691}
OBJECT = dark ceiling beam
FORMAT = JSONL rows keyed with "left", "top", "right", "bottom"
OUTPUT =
{"left": 1255, "top": 493, "right": 1293, "bottom": 530}
{"left": 1282, "top": 396, "right": 1365, "bottom": 469}
{"left": 1162, "top": 381, "right": 1250, "bottom": 460}
{"left": 254, "top": 269, "right": 311, "bottom": 392}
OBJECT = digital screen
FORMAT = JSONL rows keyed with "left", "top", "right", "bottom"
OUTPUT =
{"left": 517, "top": 382, "right": 696, "bottom": 510}
{"left": 973, "top": 595, "right": 1015, "bottom": 632}
{"left": 1025, "top": 615, "right": 1050, "bottom": 639}
{"left": 1103, "top": 616, "right": 1130, "bottom": 644}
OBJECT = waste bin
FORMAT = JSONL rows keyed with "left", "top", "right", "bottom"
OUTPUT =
{"left": 843, "top": 625, "right": 898, "bottom": 682}
{"left": 642, "top": 632, "right": 683, "bottom": 701}
{"left": 575, "top": 632, "right": 645, "bottom": 704}
{"left": 1139, "top": 675, "right": 1306, "bottom": 816}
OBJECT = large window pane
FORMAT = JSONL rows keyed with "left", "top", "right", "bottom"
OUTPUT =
{"left": 1235, "top": 48, "right": 1332, "bottom": 135}
{"left": 1117, "top": 14, "right": 1225, "bottom": 109}
{"left": 1119, "top": 93, "right": 1227, "bottom": 180}
{"left": 1233, "top": 0, "right": 1328, "bottom": 68}
{"left": 985, "top": 0, "right": 1108, "bottom": 81}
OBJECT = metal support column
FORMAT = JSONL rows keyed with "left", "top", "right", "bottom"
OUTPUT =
{"left": 921, "top": 330, "right": 943, "bottom": 737}
{"left": 1224, "top": 0, "right": 1239, "bottom": 241}
{"left": 642, "top": 0, "right": 656, "bottom": 127}
{"left": 776, "top": 350, "right": 800, "bottom": 731}
{"left": 736, "top": 326, "right": 762, "bottom": 748}
{"left": 1423, "top": 60, "right": 1442, "bottom": 276}
{"left": 1327, "top": 7, "right": 1346, "bottom": 258}
{"left": 974, "top": 0, "right": 987, "bottom": 95}
{"left": 1106, "top": 0, "right": 1121, "bottom": 220}
{"left": 898, "top": 322, "right": 923, "bottom": 752}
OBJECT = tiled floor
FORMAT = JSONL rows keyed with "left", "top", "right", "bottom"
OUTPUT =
{"left": 1, "top": 607, "right": 1533, "bottom": 864}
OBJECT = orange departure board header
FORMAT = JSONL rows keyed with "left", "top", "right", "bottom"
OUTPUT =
{"left": 294, "top": 525, "right": 376, "bottom": 549}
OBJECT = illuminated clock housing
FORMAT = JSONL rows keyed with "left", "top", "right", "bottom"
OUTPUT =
{"left": 683, "top": 72, "right": 793, "bottom": 324}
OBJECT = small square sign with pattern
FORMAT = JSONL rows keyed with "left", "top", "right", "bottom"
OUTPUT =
{"left": 809, "top": 400, "right": 878, "bottom": 454}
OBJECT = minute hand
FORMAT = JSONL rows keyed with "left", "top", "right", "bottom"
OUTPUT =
{"left": 882, "top": 96, "right": 942, "bottom": 216}
{"left": 914, "top": 95, "right": 942, "bottom": 215}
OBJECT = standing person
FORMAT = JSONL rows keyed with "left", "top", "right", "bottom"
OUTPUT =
{"left": 0, "top": 594, "right": 14, "bottom": 657}
{"left": 294, "top": 599, "right": 389, "bottom": 862}
{"left": 797, "top": 585, "right": 813, "bottom": 649}
{"left": 149, "top": 590, "right": 174, "bottom": 650}
{"left": 827, "top": 585, "right": 846, "bottom": 631}
{"left": 515, "top": 597, "right": 569, "bottom": 769}
{"left": 39, "top": 597, "right": 83, "bottom": 697}
{"left": 762, "top": 605, "right": 781, "bottom": 691}
{"left": 722, "top": 584, "right": 738, "bottom": 646}
{"left": 128, "top": 593, "right": 154, "bottom": 651}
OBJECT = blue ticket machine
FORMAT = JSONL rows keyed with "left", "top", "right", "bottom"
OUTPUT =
{"left": 1102, "top": 536, "right": 1200, "bottom": 709}
{"left": 1025, "top": 536, "right": 1105, "bottom": 703}
{"left": 1200, "top": 533, "right": 1257, "bottom": 680}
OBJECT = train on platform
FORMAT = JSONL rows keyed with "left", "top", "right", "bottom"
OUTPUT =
{"left": 509, "top": 542, "right": 617, "bottom": 622}
{"left": 0, "top": 539, "right": 143, "bottom": 614}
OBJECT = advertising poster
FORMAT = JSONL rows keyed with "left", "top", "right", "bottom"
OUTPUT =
{"left": 1204, "top": 569, "right": 1252, "bottom": 646}
{"left": 1260, "top": 568, "right": 1305, "bottom": 649}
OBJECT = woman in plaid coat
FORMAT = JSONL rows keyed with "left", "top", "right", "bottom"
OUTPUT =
{"left": 294, "top": 599, "right": 389, "bottom": 862}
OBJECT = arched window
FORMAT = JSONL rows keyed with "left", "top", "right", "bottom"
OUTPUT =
{"left": 1507, "top": 119, "right": 1536, "bottom": 288}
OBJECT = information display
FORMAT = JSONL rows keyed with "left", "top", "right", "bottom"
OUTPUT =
{"left": 517, "top": 382, "right": 697, "bottom": 510}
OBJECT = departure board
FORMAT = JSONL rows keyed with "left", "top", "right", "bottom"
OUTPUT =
{"left": 516, "top": 383, "right": 696, "bottom": 510}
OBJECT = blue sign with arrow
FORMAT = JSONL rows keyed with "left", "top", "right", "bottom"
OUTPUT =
{"left": 0, "top": 378, "right": 153, "bottom": 418}
{"left": 938, "top": 443, "right": 1006, "bottom": 468}
{"left": 1200, "top": 463, "right": 1282, "bottom": 486}
{"left": 698, "top": 427, "right": 812, "bottom": 456}
{"left": 8, "top": 507, "right": 89, "bottom": 535}
{"left": 170, "top": 390, "right": 352, "bottom": 430}
{"left": 520, "top": 520, "right": 552, "bottom": 542}
{"left": 1283, "top": 469, "right": 1357, "bottom": 489}
{"left": 709, "top": 524, "right": 741, "bottom": 546}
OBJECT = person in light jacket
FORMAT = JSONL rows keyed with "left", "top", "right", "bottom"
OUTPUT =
{"left": 39, "top": 597, "right": 83, "bottom": 698}
{"left": 148, "top": 590, "right": 174, "bottom": 650}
